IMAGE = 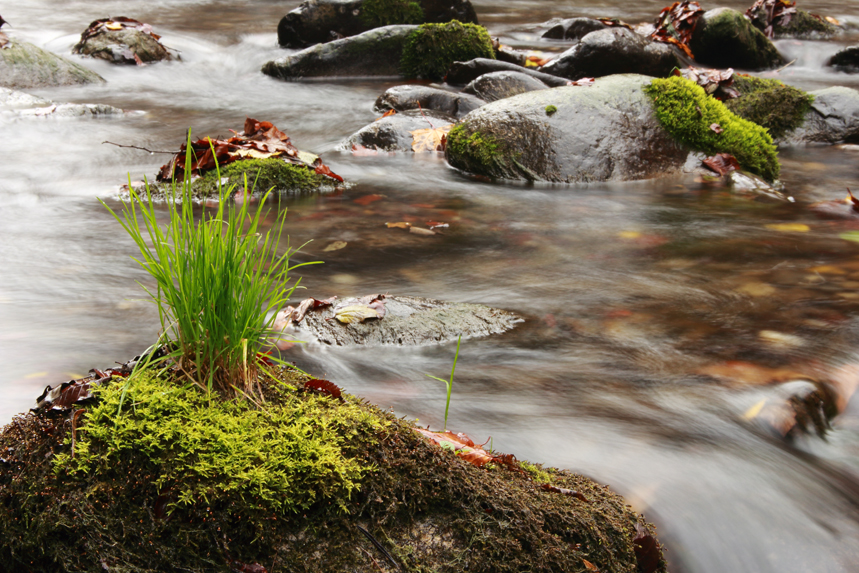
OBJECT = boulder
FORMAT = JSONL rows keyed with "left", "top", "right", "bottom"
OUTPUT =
{"left": 782, "top": 86, "right": 859, "bottom": 145}
{"left": 539, "top": 27, "right": 680, "bottom": 81}
{"left": 688, "top": 8, "right": 785, "bottom": 71}
{"left": 445, "top": 57, "right": 569, "bottom": 87}
{"left": 72, "top": 18, "right": 174, "bottom": 65}
{"left": 400, "top": 21, "right": 494, "bottom": 80}
{"left": 338, "top": 108, "right": 457, "bottom": 151}
{"left": 0, "top": 39, "right": 104, "bottom": 89}
{"left": 462, "top": 70, "right": 549, "bottom": 102}
{"left": 263, "top": 25, "right": 416, "bottom": 79}
{"left": 277, "top": 0, "right": 477, "bottom": 48}
{"left": 828, "top": 46, "right": 859, "bottom": 73}
{"left": 541, "top": 17, "right": 609, "bottom": 40}
{"left": 722, "top": 75, "right": 814, "bottom": 140}
{"left": 445, "top": 74, "right": 689, "bottom": 183}
{"left": 746, "top": 7, "right": 838, "bottom": 39}
{"left": 375, "top": 84, "right": 484, "bottom": 118}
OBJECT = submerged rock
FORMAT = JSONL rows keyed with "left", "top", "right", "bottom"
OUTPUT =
{"left": 540, "top": 27, "right": 680, "bottom": 80}
{"left": 541, "top": 17, "right": 609, "bottom": 40}
{"left": 339, "top": 108, "right": 457, "bottom": 151}
{"left": 73, "top": 17, "right": 175, "bottom": 65}
{"left": 0, "top": 39, "right": 104, "bottom": 89}
{"left": 782, "top": 86, "right": 859, "bottom": 145}
{"left": 828, "top": 46, "right": 859, "bottom": 73}
{"left": 688, "top": 8, "right": 785, "bottom": 71}
{"left": 445, "top": 57, "right": 569, "bottom": 87}
{"left": 0, "top": 87, "right": 125, "bottom": 118}
{"left": 462, "top": 70, "right": 549, "bottom": 102}
{"left": 375, "top": 84, "right": 485, "bottom": 118}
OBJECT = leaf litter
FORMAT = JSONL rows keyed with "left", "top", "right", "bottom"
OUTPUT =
{"left": 650, "top": 1, "right": 704, "bottom": 58}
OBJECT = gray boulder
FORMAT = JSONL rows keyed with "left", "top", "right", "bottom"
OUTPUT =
{"left": 746, "top": 7, "right": 838, "bottom": 40}
{"left": 375, "top": 84, "right": 484, "bottom": 118}
{"left": 338, "top": 108, "right": 456, "bottom": 151}
{"left": 0, "top": 39, "right": 104, "bottom": 89}
{"left": 0, "top": 87, "right": 124, "bottom": 118}
{"left": 539, "top": 27, "right": 680, "bottom": 81}
{"left": 828, "top": 46, "right": 859, "bottom": 73}
{"left": 541, "top": 17, "right": 608, "bottom": 40}
{"left": 445, "top": 58, "right": 568, "bottom": 87}
{"left": 445, "top": 74, "right": 689, "bottom": 183}
{"left": 263, "top": 25, "right": 416, "bottom": 79}
{"left": 462, "top": 71, "right": 548, "bottom": 102}
{"left": 688, "top": 8, "right": 785, "bottom": 71}
{"left": 782, "top": 86, "right": 859, "bottom": 145}
{"left": 73, "top": 19, "right": 174, "bottom": 65}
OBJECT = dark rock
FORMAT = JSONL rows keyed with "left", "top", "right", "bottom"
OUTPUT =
{"left": 688, "top": 8, "right": 785, "bottom": 71}
{"left": 400, "top": 21, "right": 494, "bottom": 80}
{"left": 747, "top": 7, "right": 838, "bottom": 40}
{"left": 277, "top": 0, "right": 478, "bottom": 49}
{"left": 73, "top": 18, "right": 174, "bottom": 65}
{"left": 445, "top": 58, "right": 569, "bottom": 87}
{"left": 445, "top": 74, "right": 689, "bottom": 183}
{"left": 723, "top": 75, "right": 814, "bottom": 140}
{"left": 0, "top": 39, "right": 104, "bottom": 89}
{"left": 338, "top": 108, "right": 457, "bottom": 151}
{"left": 828, "top": 46, "right": 859, "bottom": 73}
{"left": 263, "top": 25, "right": 416, "bottom": 79}
{"left": 374, "top": 84, "right": 484, "bottom": 118}
{"left": 541, "top": 17, "right": 608, "bottom": 41}
{"left": 539, "top": 28, "right": 680, "bottom": 81}
{"left": 782, "top": 86, "right": 859, "bottom": 145}
{"left": 495, "top": 45, "right": 527, "bottom": 66}
{"left": 463, "top": 71, "right": 548, "bottom": 102}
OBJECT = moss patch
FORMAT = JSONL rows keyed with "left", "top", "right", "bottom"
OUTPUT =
{"left": 775, "top": 10, "right": 837, "bottom": 39}
{"left": 401, "top": 20, "right": 495, "bottom": 80}
{"left": 724, "top": 75, "right": 814, "bottom": 140}
{"left": 361, "top": 0, "right": 424, "bottom": 27}
{"left": 645, "top": 75, "right": 780, "bottom": 181}
{"left": 446, "top": 123, "right": 510, "bottom": 177}
{"left": 545, "top": 104, "right": 558, "bottom": 116}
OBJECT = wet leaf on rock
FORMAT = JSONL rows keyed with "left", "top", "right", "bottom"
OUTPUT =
{"left": 633, "top": 522, "right": 662, "bottom": 573}
{"left": 411, "top": 124, "right": 453, "bottom": 153}
{"left": 386, "top": 221, "right": 411, "bottom": 229}
{"left": 332, "top": 294, "right": 387, "bottom": 323}
{"left": 596, "top": 17, "right": 633, "bottom": 29}
{"left": 540, "top": 483, "right": 589, "bottom": 502}
{"left": 674, "top": 67, "right": 739, "bottom": 99}
{"left": 376, "top": 109, "right": 397, "bottom": 121}
{"left": 323, "top": 241, "right": 348, "bottom": 252}
{"left": 746, "top": 0, "right": 797, "bottom": 38}
{"left": 567, "top": 78, "right": 595, "bottom": 87}
{"left": 702, "top": 153, "right": 740, "bottom": 175}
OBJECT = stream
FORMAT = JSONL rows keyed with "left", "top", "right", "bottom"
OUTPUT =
{"left": 3, "top": 0, "right": 859, "bottom": 571}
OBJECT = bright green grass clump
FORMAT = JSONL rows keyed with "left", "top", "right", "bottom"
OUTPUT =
{"left": 361, "top": 0, "right": 424, "bottom": 27}
{"left": 401, "top": 20, "right": 495, "bottom": 80}
{"left": 724, "top": 75, "right": 814, "bottom": 140}
{"left": 54, "top": 371, "right": 386, "bottom": 513}
{"left": 645, "top": 75, "right": 780, "bottom": 181}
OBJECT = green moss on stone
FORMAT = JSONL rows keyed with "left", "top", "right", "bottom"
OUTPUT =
{"left": 401, "top": 20, "right": 495, "bottom": 80}
{"left": 724, "top": 75, "right": 814, "bottom": 139}
{"left": 446, "top": 123, "right": 507, "bottom": 175}
{"left": 361, "top": 0, "right": 424, "bottom": 27}
{"left": 545, "top": 104, "right": 558, "bottom": 116}
{"left": 645, "top": 76, "right": 780, "bottom": 181}
{"left": 775, "top": 10, "right": 837, "bottom": 39}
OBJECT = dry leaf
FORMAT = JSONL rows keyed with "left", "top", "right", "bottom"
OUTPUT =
{"left": 376, "top": 109, "right": 397, "bottom": 121}
{"left": 411, "top": 124, "right": 453, "bottom": 153}
{"left": 583, "top": 560, "right": 599, "bottom": 572}
{"left": 323, "top": 241, "right": 348, "bottom": 252}
{"left": 709, "top": 123, "right": 723, "bottom": 134}
{"left": 702, "top": 153, "right": 740, "bottom": 175}
{"left": 386, "top": 222, "right": 411, "bottom": 229}
{"left": 409, "top": 227, "right": 437, "bottom": 236}
{"left": 765, "top": 223, "right": 810, "bottom": 232}
{"left": 333, "top": 304, "right": 380, "bottom": 324}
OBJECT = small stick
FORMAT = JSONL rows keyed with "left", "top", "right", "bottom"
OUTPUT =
{"left": 356, "top": 524, "right": 400, "bottom": 571}
{"left": 417, "top": 102, "right": 435, "bottom": 130}
{"left": 102, "top": 141, "right": 175, "bottom": 154}
{"left": 70, "top": 408, "right": 86, "bottom": 458}
{"left": 774, "top": 59, "right": 796, "bottom": 73}
{"left": 359, "top": 548, "right": 385, "bottom": 573}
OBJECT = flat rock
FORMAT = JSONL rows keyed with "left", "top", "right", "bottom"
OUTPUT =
{"left": 445, "top": 58, "right": 569, "bottom": 87}
{"left": 374, "top": 84, "right": 484, "bottom": 118}
{"left": 688, "top": 8, "right": 785, "bottom": 71}
{"left": 782, "top": 86, "right": 859, "bottom": 145}
{"left": 338, "top": 109, "right": 457, "bottom": 151}
{"left": 0, "top": 39, "right": 104, "bottom": 89}
{"left": 462, "top": 71, "right": 548, "bottom": 102}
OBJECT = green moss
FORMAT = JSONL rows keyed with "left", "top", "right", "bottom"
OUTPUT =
{"left": 645, "top": 76, "right": 780, "bottom": 181}
{"left": 520, "top": 461, "right": 553, "bottom": 484}
{"left": 446, "top": 123, "right": 506, "bottom": 174}
{"left": 401, "top": 20, "right": 495, "bottom": 80}
{"left": 361, "top": 0, "right": 424, "bottom": 27}
{"left": 723, "top": 75, "right": 814, "bottom": 139}
{"left": 54, "top": 370, "right": 386, "bottom": 514}
{"left": 545, "top": 104, "right": 558, "bottom": 116}
{"left": 775, "top": 10, "right": 837, "bottom": 39}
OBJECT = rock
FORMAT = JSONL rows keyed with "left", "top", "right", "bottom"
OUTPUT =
{"left": 0, "top": 39, "right": 104, "bottom": 89}
{"left": 289, "top": 295, "right": 522, "bottom": 346}
{"left": 723, "top": 75, "right": 814, "bottom": 140}
{"left": 400, "top": 21, "right": 494, "bottom": 80}
{"left": 828, "top": 45, "right": 859, "bottom": 73}
{"left": 263, "top": 25, "right": 417, "bottom": 79}
{"left": 541, "top": 17, "right": 608, "bottom": 40}
{"left": 0, "top": 86, "right": 124, "bottom": 118}
{"left": 374, "top": 84, "right": 484, "bottom": 118}
{"left": 445, "top": 58, "right": 569, "bottom": 87}
{"left": 338, "top": 108, "right": 457, "bottom": 151}
{"left": 277, "top": 0, "right": 478, "bottom": 49}
{"left": 782, "top": 86, "right": 859, "bottom": 145}
{"left": 747, "top": 7, "right": 838, "bottom": 39}
{"left": 445, "top": 74, "right": 689, "bottom": 183}
{"left": 539, "top": 28, "right": 680, "bottom": 81}
{"left": 462, "top": 71, "right": 548, "bottom": 102}
{"left": 72, "top": 18, "right": 174, "bottom": 65}
{"left": 688, "top": 8, "right": 785, "bottom": 71}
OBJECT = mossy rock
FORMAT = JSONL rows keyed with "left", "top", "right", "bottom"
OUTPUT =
{"left": 0, "top": 39, "right": 105, "bottom": 89}
{"left": 747, "top": 8, "right": 838, "bottom": 39}
{"left": 0, "top": 368, "right": 666, "bottom": 573}
{"left": 645, "top": 75, "right": 780, "bottom": 181}
{"left": 446, "top": 123, "right": 513, "bottom": 177}
{"left": 401, "top": 20, "right": 494, "bottom": 80}
{"left": 688, "top": 8, "right": 785, "bottom": 71}
{"left": 73, "top": 27, "right": 174, "bottom": 65}
{"left": 361, "top": 0, "right": 424, "bottom": 27}
{"left": 723, "top": 75, "right": 814, "bottom": 140}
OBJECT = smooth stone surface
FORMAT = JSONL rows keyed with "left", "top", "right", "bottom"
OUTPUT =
{"left": 688, "top": 8, "right": 785, "bottom": 71}
{"left": 541, "top": 17, "right": 609, "bottom": 40}
{"left": 445, "top": 58, "right": 568, "bottom": 87}
{"left": 0, "top": 39, "right": 104, "bottom": 89}
{"left": 782, "top": 86, "right": 859, "bottom": 145}
{"left": 374, "top": 84, "right": 485, "bottom": 118}
{"left": 338, "top": 108, "right": 457, "bottom": 151}
{"left": 462, "top": 71, "right": 548, "bottom": 102}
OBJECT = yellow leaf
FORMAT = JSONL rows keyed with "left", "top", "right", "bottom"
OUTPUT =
{"left": 809, "top": 265, "right": 846, "bottom": 275}
{"left": 323, "top": 241, "right": 347, "bottom": 252}
{"left": 765, "top": 223, "right": 809, "bottom": 232}
{"left": 334, "top": 305, "right": 379, "bottom": 324}
{"left": 411, "top": 124, "right": 453, "bottom": 153}
{"left": 617, "top": 231, "right": 641, "bottom": 239}
{"left": 25, "top": 372, "right": 48, "bottom": 379}
{"left": 235, "top": 149, "right": 277, "bottom": 160}
{"left": 386, "top": 222, "right": 411, "bottom": 229}
{"left": 744, "top": 399, "right": 767, "bottom": 420}
{"left": 105, "top": 22, "right": 124, "bottom": 30}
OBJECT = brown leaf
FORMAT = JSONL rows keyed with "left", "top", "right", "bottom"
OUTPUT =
{"left": 701, "top": 153, "right": 740, "bottom": 176}
{"left": 633, "top": 522, "right": 662, "bottom": 573}
{"left": 709, "top": 123, "right": 723, "bottom": 134}
{"left": 567, "top": 77, "right": 595, "bottom": 87}
{"left": 582, "top": 560, "right": 599, "bottom": 572}
{"left": 386, "top": 221, "right": 411, "bottom": 229}
{"left": 746, "top": 0, "right": 797, "bottom": 38}
{"left": 304, "top": 379, "right": 342, "bottom": 399}
{"left": 650, "top": 1, "right": 704, "bottom": 57}
{"left": 409, "top": 226, "right": 437, "bottom": 236}
{"left": 376, "top": 109, "right": 397, "bottom": 121}
{"left": 540, "top": 483, "right": 589, "bottom": 503}
{"left": 411, "top": 124, "right": 453, "bottom": 153}
{"left": 414, "top": 428, "right": 494, "bottom": 466}
{"left": 847, "top": 188, "right": 859, "bottom": 212}
{"left": 354, "top": 194, "right": 384, "bottom": 206}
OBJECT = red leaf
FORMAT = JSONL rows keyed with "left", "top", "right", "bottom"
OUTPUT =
{"left": 304, "top": 379, "right": 342, "bottom": 399}
{"left": 701, "top": 153, "right": 740, "bottom": 176}
{"left": 354, "top": 194, "right": 384, "bottom": 206}
{"left": 633, "top": 522, "right": 662, "bottom": 573}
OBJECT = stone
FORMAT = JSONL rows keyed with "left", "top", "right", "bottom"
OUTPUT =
{"left": 338, "top": 108, "right": 457, "bottom": 151}
{"left": 445, "top": 58, "right": 569, "bottom": 87}
{"left": 0, "top": 39, "right": 104, "bottom": 89}
{"left": 541, "top": 17, "right": 609, "bottom": 40}
{"left": 828, "top": 46, "right": 859, "bottom": 73}
{"left": 783, "top": 86, "right": 859, "bottom": 145}
{"left": 375, "top": 84, "right": 484, "bottom": 118}
{"left": 462, "top": 71, "right": 548, "bottom": 102}
{"left": 73, "top": 18, "right": 174, "bottom": 65}
{"left": 688, "top": 8, "right": 785, "bottom": 71}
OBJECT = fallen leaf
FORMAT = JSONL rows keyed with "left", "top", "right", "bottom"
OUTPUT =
{"left": 746, "top": 0, "right": 797, "bottom": 38}
{"left": 386, "top": 221, "right": 411, "bottom": 229}
{"left": 304, "top": 379, "right": 342, "bottom": 399}
{"left": 744, "top": 399, "right": 767, "bottom": 419}
{"left": 825, "top": 16, "right": 840, "bottom": 25}
{"left": 709, "top": 123, "right": 723, "bottom": 134}
{"left": 650, "top": 1, "right": 704, "bottom": 57}
{"left": 354, "top": 194, "right": 384, "bottom": 206}
{"left": 376, "top": 109, "right": 397, "bottom": 121}
{"left": 333, "top": 305, "right": 379, "bottom": 324}
{"left": 702, "top": 153, "right": 740, "bottom": 175}
{"left": 567, "top": 77, "right": 595, "bottom": 87}
{"left": 633, "top": 522, "right": 662, "bottom": 573}
{"left": 540, "top": 483, "right": 589, "bottom": 503}
{"left": 411, "top": 124, "right": 453, "bottom": 153}
{"left": 582, "top": 560, "right": 599, "bottom": 572}
{"left": 765, "top": 223, "right": 809, "bottom": 232}
{"left": 351, "top": 144, "right": 379, "bottom": 156}
{"left": 674, "top": 66, "right": 739, "bottom": 99}
{"left": 323, "top": 240, "right": 348, "bottom": 252}
{"left": 414, "top": 428, "right": 494, "bottom": 466}
{"left": 410, "top": 227, "right": 437, "bottom": 236}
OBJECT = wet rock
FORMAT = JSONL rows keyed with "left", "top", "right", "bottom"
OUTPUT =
{"left": 541, "top": 17, "right": 609, "bottom": 41}
{"left": 400, "top": 21, "right": 494, "bottom": 80}
{"left": 0, "top": 39, "right": 104, "bottom": 89}
{"left": 462, "top": 71, "right": 548, "bottom": 102}
{"left": 289, "top": 295, "right": 522, "bottom": 346}
{"left": 73, "top": 18, "right": 174, "bottom": 65}
{"left": 688, "top": 8, "right": 785, "bottom": 71}
{"left": 828, "top": 46, "right": 859, "bottom": 73}
{"left": 723, "top": 75, "right": 814, "bottom": 141}
{"left": 782, "top": 86, "right": 859, "bottom": 145}
{"left": 338, "top": 109, "right": 457, "bottom": 151}
{"left": 747, "top": 7, "right": 838, "bottom": 40}
{"left": 539, "top": 28, "right": 680, "bottom": 81}
{"left": 263, "top": 25, "right": 416, "bottom": 79}
{"left": 374, "top": 84, "right": 484, "bottom": 118}
{"left": 0, "top": 86, "right": 124, "bottom": 119}
{"left": 277, "top": 0, "right": 478, "bottom": 49}
{"left": 445, "top": 58, "right": 569, "bottom": 87}
{"left": 445, "top": 74, "right": 689, "bottom": 183}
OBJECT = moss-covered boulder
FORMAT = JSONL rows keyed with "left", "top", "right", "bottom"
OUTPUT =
{"left": 723, "top": 75, "right": 814, "bottom": 140}
{"left": 277, "top": 0, "right": 478, "bottom": 49}
{"left": 445, "top": 74, "right": 690, "bottom": 183}
{"left": 400, "top": 20, "right": 494, "bottom": 80}
{"left": 0, "top": 39, "right": 104, "bottom": 89}
{"left": 747, "top": 7, "right": 839, "bottom": 39}
{"left": 688, "top": 8, "right": 785, "bottom": 71}
{"left": 645, "top": 75, "right": 779, "bottom": 181}
{"left": 375, "top": 84, "right": 485, "bottom": 118}
{"left": 0, "top": 368, "right": 666, "bottom": 573}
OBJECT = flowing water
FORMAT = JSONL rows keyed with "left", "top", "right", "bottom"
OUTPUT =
{"left": 3, "top": 0, "right": 859, "bottom": 571}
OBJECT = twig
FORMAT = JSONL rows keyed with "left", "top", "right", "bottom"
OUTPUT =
{"left": 102, "top": 141, "right": 175, "bottom": 154}
{"left": 417, "top": 102, "right": 435, "bottom": 130}
{"left": 356, "top": 524, "right": 400, "bottom": 571}
{"left": 774, "top": 59, "right": 796, "bottom": 73}
{"left": 359, "top": 548, "right": 385, "bottom": 573}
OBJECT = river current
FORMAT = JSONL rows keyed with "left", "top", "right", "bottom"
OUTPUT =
{"left": 3, "top": 1, "right": 859, "bottom": 571}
